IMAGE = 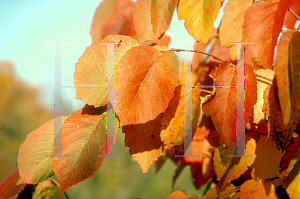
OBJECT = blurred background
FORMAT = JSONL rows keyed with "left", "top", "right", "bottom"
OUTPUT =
{"left": 0, "top": 0, "right": 227, "bottom": 198}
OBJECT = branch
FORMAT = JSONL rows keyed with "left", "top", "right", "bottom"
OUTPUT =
{"left": 288, "top": 7, "right": 300, "bottom": 22}
{"left": 169, "top": 48, "right": 225, "bottom": 62}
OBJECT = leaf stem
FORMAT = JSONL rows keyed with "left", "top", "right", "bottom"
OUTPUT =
{"left": 50, "top": 178, "right": 70, "bottom": 199}
{"left": 169, "top": 48, "right": 225, "bottom": 62}
{"left": 288, "top": 8, "right": 300, "bottom": 22}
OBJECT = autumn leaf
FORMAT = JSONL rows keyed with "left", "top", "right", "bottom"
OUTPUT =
{"left": 243, "top": 0, "right": 293, "bottom": 69}
{"left": 283, "top": 159, "right": 300, "bottom": 199}
{"left": 263, "top": 84, "right": 280, "bottom": 136}
{"left": 250, "top": 135, "right": 284, "bottom": 181}
{"left": 51, "top": 105, "right": 118, "bottom": 197}
{"left": 133, "top": 0, "right": 177, "bottom": 44}
{"left": 280, "top": 137, "right": 300, "bottom": 177}
{"left": 290, "top": 31, "right": 300, "bottom": 110}
{"left": 17, "top": 116, "right": 68, "bottom": 184}
{"left": 90, "top": 0, "right": 136, "bottom": 43}
{"left": 275, "top": 30, "right": 298, "bottom": 125}
{"left": 31, "top": 178, "right": 57, "bottom": 199}
{"left": 151, "top": 0, "right": 178, "bottom": 40}
{"left": 0, "top": 170, "right": 26, "bottom": 199}
{"left": 163, "top": 190, "right": 188, "bottom": 199}
{"left": 74, "top": 35, "right": 138, "bottom": 107}
{"left": 203, "top": 184, "right": 237, "bottom": 199}
{"left": 283, "top": 0, "right": 300, "bottom": 29}
{"left": 122, "top": 86, "right": 181, "bottom": 173}
{"left": 177, "top": 0, "right": 222, "bottom": 43}
{"left": 202, "top": 61, "right": 257, "bottom": 146}
{"left": 219, "top": 0, "right": 253, "bottom": 60}
{"left": 123, "top": 120, "right": 164, "bottom": 173}
{"left": 160, "top": 87, "right": 201, "bottom": 149}
{"left": 233, "top": 179, "right": 277, "bottom": 199}
{"left": 115, "top": 45, "right": 180, "bottom": 126}
{"left": 213, "top": 134, "right": 256, "bottom": 187}
{"left": 251, "top": 69, "right": 275, "bottom": 124}
{"left": 273, "top": 96, "right": 300, "bottom": 149}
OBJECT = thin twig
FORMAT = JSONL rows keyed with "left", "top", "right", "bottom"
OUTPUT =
{"left": 50, "top": 178, "right": 70, "bottom": 199}
{"left": 170, "top": 48, "right": 225, "bottom": 62}
{"left": 288, "top": 8, "right": 300, "bottom": 22}
{"left": 200, "top": 89, "right": 214, "bottom": 95}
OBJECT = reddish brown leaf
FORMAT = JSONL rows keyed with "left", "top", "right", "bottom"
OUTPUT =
{"left": 90, "top": 0, "right": 136, "bottom": 43}
{"left": 273, "top": 95, "right": 300, "bottom": 149}
{"left": 202, "top": 61, "right": 257, "bottom": 146}
{"left": 290, "top": 31, "right": 300, "bottom": 110}
{"left": 206, "top": 130, "right": 219, "bottom": 147}
{"left": 18, "top": 116, "right": 68, "bottom": 184}
{"left": 51, "top": 105, "right": 116, "bottom": 197}
{"left": 243, "top": 0, "right": 293, "bottom": 69}
{"left": 190, "top": 160, "right": 214, "bottom": 189}
{"left": 0, "top": 170, "right": 25, "bottom": 199}
{"left": 280, "top": 137, "right": 300, "bottom": 175}
{"left": 115, "top": 46, "right": 180, "bottom": 126}
{"left": 284, "top": 0, "right": 300, "bottom": 29}
{"left": 263, "top": 84, "right": 280, "bottom": 136}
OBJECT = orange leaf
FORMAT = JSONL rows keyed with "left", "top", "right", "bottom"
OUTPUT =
{"left": 202, "top": 61, "right": 257, "bottom": 146}
{"left": 219, "top": 0, "right": 253, "bottom": 60}
{"left": 251, "top": 135, "right": 284, "bottom": 181}
{"left": 90, "top": 0, "right": 136, "bottom": 43}
{"left": 182, "top": 127, "right": 211, "bottom": 165}
{"left": 163, "top": 190, "right": 188, "bottom": 199}
{"left": 213, "top": 134, "right": 256, "bottom": 187}
{"left": 0, "top": 170, "right": 26, "bottom": 199}
{"left": 51, "top": 105, "right": 117, "bottom": 197}
{"left": 123, "top": 86, "right": 181, "bottom": 172}
{"left": 284, "top": 0, "right": 300, "bottom": 29}
{"left": 18, "top": 116, "right": 68, "bottom": 184}
{"left": 243, "top": 0, "right": 293, "bottom": 69}
{"left": 133, "top": 0, "right": 177, "bottom": 44}
{"left": 160, "top": 87, "right": 201, "bottom": 149}
{"left": 233, "top": 179, "right": 277, "bottom": 199}
{"left": 74, "top": 35, "right": 138, "bottom": 107}
{"left": 115, "top": 46, "right": 180, "bottom": 125}
{"left": 177, "top": 0, "right": 222, "bottom": 43}
{"left": 151, "top": 0, "right": 178, "bottom": 39}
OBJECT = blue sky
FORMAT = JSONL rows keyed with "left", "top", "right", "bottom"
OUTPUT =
{"left": 0, "top": 0, "right": 224, "bottom": 112}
